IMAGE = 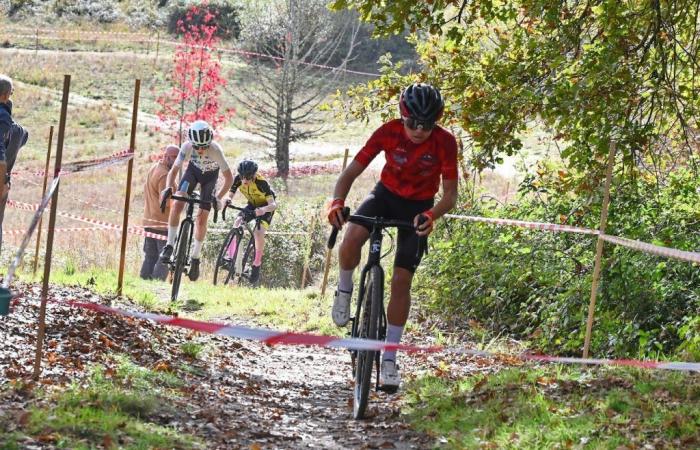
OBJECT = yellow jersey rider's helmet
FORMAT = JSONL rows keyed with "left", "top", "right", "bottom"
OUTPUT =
{"left": 238, "top": 159, "right": 258, "bottom": 179}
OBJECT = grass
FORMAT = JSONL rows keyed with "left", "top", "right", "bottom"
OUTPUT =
{"left": 0, "top": 354, "right": 202, "bottom": 450}
{"left": 36, "top": 267, "right": 339, "bottom": 336}
{"left": 404, "top": 365, "right": 700, "bottom": 449}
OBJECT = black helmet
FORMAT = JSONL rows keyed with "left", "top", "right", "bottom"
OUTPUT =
{"left": 238, "top": 159, "right": 258, "bottom": 178}
{"left": 398, "top": 83, "right": 444, "bottom": 123}
{"left": 188, "top": 120, "right": 213, "bottom": 147}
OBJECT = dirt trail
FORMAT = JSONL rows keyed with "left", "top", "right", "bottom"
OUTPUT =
{"left": 0, "top": 283, "right": 439, "bottom": 449}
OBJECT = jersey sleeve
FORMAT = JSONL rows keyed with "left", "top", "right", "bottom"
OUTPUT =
{"left": 230, "top": 175, "right": 242, "bottom": 194}
{"left": 353, "top": 123, "right": 390, "bottom": 167}
{"left": 176, "top": 143, "right": 191, "bottom": 166}
{"left": 440, "top": 134, "right": 459, "bottom": 180}
{"left": 211, "top": 143, "right": 230, "bottom": 171}
{"left": 256, "top": 178, "right": 276, "bottom": 200}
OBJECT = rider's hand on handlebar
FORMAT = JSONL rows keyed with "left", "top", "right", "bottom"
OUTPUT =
{"left": 414, "top": 209, "right": 434, "bottom": 236}
{"left": 327, "top": 198, "right": 346, "bottom": 228}
{"left": 215, "top": 197, "right": 225, "bottom": 211}
{"left": 254, "top": 207, "right": 265, "bottom": 217}
{"left": 160, "top": 187, "right": 172, "bottom": 203}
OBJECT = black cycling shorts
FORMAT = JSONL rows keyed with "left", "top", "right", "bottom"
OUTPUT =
{"left": 239, "top": 204, "right": 274, "bottom": 230}
{"left": 355, "top": 182, "right": 434, "bottom": 273}
{"left": 180, "top": 164, "right": 219, "bottom": 211}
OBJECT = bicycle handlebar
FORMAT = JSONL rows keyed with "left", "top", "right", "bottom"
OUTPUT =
{"left": 327, "top": 207, "right": 428, "bottom": 258}
{"left": 159, "top": 187, "right": 218, "bottom": 223}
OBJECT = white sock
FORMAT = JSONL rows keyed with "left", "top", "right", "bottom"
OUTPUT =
{"left": 191, "top": 239, "right": 204, "bottom": 259}
{"left": 167, "top": 226, "right": 178, "bottom": 246}
{"left": 338, "top": 268, "right": 354, "bottom": 293}
{"left": 383, "top": 324, "right": 404, "bottom": 362}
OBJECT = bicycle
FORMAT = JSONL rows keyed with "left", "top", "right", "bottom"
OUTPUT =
{"left": 328, "top": 207, "right": 426, "bottom": 420}
{"left": 160, "top": 181, "right": 218, "bottom": 302}
{"left": 212, "top": 203, "right": 263, "bottom": 286}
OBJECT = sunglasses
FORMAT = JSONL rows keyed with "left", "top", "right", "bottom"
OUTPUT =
{"left": 193, "top": 143, "right": 209, "bottom": 150}
{"left": 402, "top": 116, "right": 436, "bottom": 131}
{"left": 241, "top": 174, "right": 255, "bottom": 181}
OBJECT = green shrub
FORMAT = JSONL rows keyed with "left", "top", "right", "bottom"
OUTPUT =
{"left": 167, "top": 1, "right": 241, "bottom": 40}
{"left": 203, "top": 195, "right": 326, "bottom": 289}
{"left": 417, "top": 166, "right": 700, "bottom": 359}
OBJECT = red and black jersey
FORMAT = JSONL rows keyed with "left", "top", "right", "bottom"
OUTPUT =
{"left": 353, "top": 119, "right": 458, "bottom": 200}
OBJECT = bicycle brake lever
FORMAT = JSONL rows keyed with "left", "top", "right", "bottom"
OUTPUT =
{"left": 328, "top": 207, "right": 350, "bottom": 249}
{"left": 415, "top": 215, "right": 429, "bottom": 259}
{"left": 160, "top": 187, "right": 172, "bottom": 213}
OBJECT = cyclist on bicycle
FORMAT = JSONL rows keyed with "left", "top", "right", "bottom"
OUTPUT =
{"left": 328, "top": 83, "right": 458, "bottom": 390}
{"left": 224, "top": 159, "right": 277, "bottom": 285}
{"left": 159, "top": 120, "right": 234, "bottom": 281}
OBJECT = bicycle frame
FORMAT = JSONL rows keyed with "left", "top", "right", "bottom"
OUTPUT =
{"left": 160, "top": 187, "right": 217, "bottom": 301}
{"left": 216, "top": 204, "right": 264, "bottom": 284}
{"left": 328, "top": 208, "right": 427, "bottom": 419}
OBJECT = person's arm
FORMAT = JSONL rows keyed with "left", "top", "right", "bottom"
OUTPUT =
{"left": 217, "top": 169, "right": 234, "bottom": 199}
{"left": 256, "top": 197, "right": 277, "bottom": 215}
{"left": 255, "top": 180, "right": 277, "bottom": 215}
{"left": 414, "top": 178, "right": 458, "bottom": 237}
{"left": 328, "top": 160, "right": 366, "bottom": 228}
{"left": 0, "top": 117, "right": 10, "bottom": 200}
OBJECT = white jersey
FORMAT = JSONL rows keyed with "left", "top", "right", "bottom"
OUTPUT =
{"left": 177, "top": 140, "right": 230, "bottom": 173}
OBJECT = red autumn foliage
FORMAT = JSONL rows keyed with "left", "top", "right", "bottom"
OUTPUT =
{"left": 156, "top": 2, "right": 234, "bottom": 141}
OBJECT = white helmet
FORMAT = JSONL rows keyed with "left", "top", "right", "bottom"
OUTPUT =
{"left": 188, "top": 120, "right": 213, "bottom": 147}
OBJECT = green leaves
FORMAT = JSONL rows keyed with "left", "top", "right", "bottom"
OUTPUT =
{"left": 334, "top": 0, "right": 700, "bottom": 174}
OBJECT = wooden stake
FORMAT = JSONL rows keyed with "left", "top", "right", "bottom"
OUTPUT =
{"left": 33, "top": 75, "right": 70, "bottom": 381}
{"left": 582, "top": 141, "right": 616, "bottom": 358}
{"left": 35, "top": 28, "right": 39, "bottom": 56}
{"left": 320, "top": 149, "right": 350, "bottom": 296}
{"left": 117, "top": 79, "right": 140, "bottom": 296}
{"left": 32, "top": 126, "right": 53, "bottom": 276}
{"left": 300, "top": 214, "right": 316, "bottom": 289}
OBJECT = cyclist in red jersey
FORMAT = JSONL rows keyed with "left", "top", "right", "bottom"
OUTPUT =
{"left": 328, "top": 83, "right": 458, "bottom": 390}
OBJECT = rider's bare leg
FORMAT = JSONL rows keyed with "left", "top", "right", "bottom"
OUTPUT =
{"left": 337, "top": 223, "right": 369, "bottom": 292}
{"left": 191, "top": 209, "right": 209, "bottom": 258}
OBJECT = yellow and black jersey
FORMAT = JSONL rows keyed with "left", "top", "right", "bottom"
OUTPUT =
{"left": 230, "top": 174, "right": 276, "bottom": 207}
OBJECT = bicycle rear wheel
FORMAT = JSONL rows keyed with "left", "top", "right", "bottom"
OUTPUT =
{"left": 353, "top": 265, "right": 382, "bottom": 420}
{"left": 213, "top": 228, "right": 239, "bottom": 285}
{"left": 171, "top": 220, "right": 191, "bottom": 302}
{"left": 239, "top": 235, "right": 256, "bottom": 284}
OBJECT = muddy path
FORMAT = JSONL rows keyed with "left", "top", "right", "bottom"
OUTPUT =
{"left": 0, "top": 283, "right": 461, "bottom": 449}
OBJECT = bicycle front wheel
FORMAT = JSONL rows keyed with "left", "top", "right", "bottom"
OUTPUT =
{"left": 353, "top": 265, "right": 383, "bottom": 420}
{"left": 171, "top": 220, "right": 191, "bottom": 302}
{"left": 213, "top": 227, "right": 239, "bottom": 286}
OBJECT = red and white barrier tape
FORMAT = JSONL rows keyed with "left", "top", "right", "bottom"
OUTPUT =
{"left": 445, "top": 214, "right": 599, "bottom": 235}
{"left": 208, "top": 228, "right": 309, "bottom": 237}
{"left": 601, "top": 234, "right": 700, "bottom": 264}
{"left": 19, "top": 297, "right": 698, "bottom": 373}
{"left": 12, "top": 172, "right": 170, "bottom": 226}
{"left": 3, "top": 226, "right": 111, "bottom": 236}
{"left": 7, "top": 200, "right": 167, "bottom": 241}
{"left": 5, "top": 27, "right": 151, "bottom": 37}
{"left": 4, "top": 29, "right": 379, "bottom": 77}
{"left": 8, "top": 34, "right": 155, "bottom": 44}
{"left": 13, "top": 149, "right": 132, "bottom": 177}
{"left": 3, "top": 179, "right": 60, "bottom": 288}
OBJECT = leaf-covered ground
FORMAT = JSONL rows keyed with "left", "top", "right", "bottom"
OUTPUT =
{"left": 2, "top": 282, "right": 698, "bottom": 449}
{"left": 0, "top": 282, "right": 449, "bottom": 449}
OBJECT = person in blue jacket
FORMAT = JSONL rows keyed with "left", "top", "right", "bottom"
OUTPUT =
{"left": 0, "top": 75, "right": 29, "bottom": 256}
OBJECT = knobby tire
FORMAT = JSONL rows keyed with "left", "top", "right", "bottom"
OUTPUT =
{"left": 214, "top": 227, "right": 239, "bottom": 285}
{"left": 171, "top": 220, "right": 191, "bottom": 302}
{"left": 353, "top": 265, "right": 382, "bottom": 420}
